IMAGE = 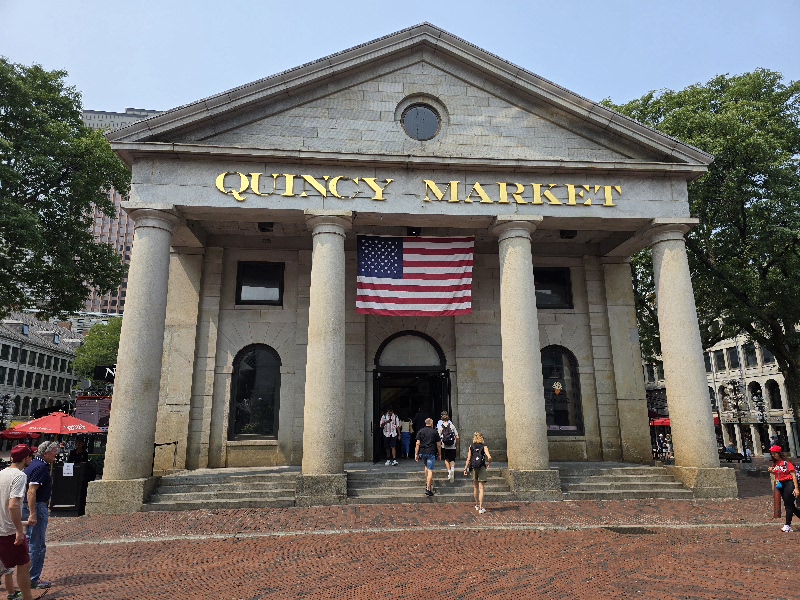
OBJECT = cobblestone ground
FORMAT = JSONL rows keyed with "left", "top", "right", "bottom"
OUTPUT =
{"left": 20, "top": 464, "right": 795, "bottom": 600}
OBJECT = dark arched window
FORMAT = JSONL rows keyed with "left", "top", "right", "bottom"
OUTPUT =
{"left": 541, "top": 345, "right": 584, "bottom": 435}
{"left": 229, "top": 345, "right": 281, "bottom": 439}
{"left": 767, "top": 380, "right": 782, "bottom": 410}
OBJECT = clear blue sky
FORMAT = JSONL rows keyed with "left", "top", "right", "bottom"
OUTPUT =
{"left": 1, "top": 0, "right": 797, "bottom": 112}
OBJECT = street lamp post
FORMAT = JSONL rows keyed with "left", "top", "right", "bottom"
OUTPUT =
{"left": 725, "top": 379, "right": 748, "bottom": 454}
{"left": 0, "top": 394, "right": 15, "bottom": 431}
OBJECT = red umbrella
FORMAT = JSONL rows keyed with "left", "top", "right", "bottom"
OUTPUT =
{"left": 0, "top": 430, "right": 41, "bottom": 440}
{"left": 13, "top": 412, "right": 102, "bottom": 435}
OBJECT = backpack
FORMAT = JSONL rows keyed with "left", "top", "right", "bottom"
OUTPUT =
{"left": 441, "top": 423, "right": 456, "bottom": 447}
{"left": 470, "top": 444, "right": 486, "bottom": 470}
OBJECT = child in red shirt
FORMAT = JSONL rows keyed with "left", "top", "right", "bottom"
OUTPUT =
{"left": 768, "top": 445, "right": 800, "bottom": 532}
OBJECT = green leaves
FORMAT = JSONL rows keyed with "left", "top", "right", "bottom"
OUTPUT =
{"left": 73, "top": 317, "right": 122, "bottom": 379}
{"left": 0, "top": 58, "right": 130, "bottom": 319}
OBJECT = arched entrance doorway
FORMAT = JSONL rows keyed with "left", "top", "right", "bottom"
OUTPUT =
{"left": 372, "top": 331, "right": 450, "bottom": 463}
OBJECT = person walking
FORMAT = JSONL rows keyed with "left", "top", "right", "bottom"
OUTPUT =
{"left": 22, "top": 441, "right": 58, "bottom": 590}
{"left": 379, "top": 408, "right": 401, "bottom": 466}
{"left": 0, "top": 444, "right": 35, "bottom": 600}
{"left": 400, "top": 417, "right": 412, "bottom": 459}
{"left": 768, "top": 444, "right": 800, "bottom": 532}
{"left": 415, "top": 418, "right": 441, "bottom": 496}
{"left": 464, "top": 432, "right": 492, "bottom": 514}
{"left": 437, "top": 412, "right": 459, "bottom": 482}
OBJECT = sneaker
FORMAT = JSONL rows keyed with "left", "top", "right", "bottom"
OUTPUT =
{"left": 385, "top": 460, "right": 391, "bottom": 466}
{"left": 478, "top": 508, "right": 487, "bottom": 514}
{"left": 475, "top": 505, "right": 480, "bottom": 511}
{"left": 425, "top": 489, "right": 434, "bottom": 496}
{"left": 8, "top": 592, "right": 23, "bottom": 600}
{"left": 31, "top": 581, "right": 51, "bottom": 589}
{"left": 782, "top": 524, "right": 793, "bottom": 532}
{"left": 392, "top": 460, "right": 398, "bottom": 466}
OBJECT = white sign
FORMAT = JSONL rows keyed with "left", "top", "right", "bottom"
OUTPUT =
{"left": 62, "top": 463, "right": 74, "bottom": 477}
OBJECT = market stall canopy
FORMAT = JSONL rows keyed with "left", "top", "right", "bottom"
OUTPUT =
{"left": 650, "top": 417, "right": 720, "bottom": 427}
{"left": 0, "top": 429, "right": 41, "bottom": 440}
{"left": 13, "top": 412, "right": 103, "bottom": 435}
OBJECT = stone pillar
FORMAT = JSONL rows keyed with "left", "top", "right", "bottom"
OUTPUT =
{"left": 296, "top": 211, "right": 352, "bottom": 506}
{"left": 785, "top": 420, "right": 798, "bottom": 457}
{"left": 733, "top": 423, "right": 744, "bottom": 454}
{"left": 492, "top": 216, "right": 560, "bottom": 500}
{"left": 721, "top": 423, "right": 732, "bottom": 448}
{"left": 650, "top": 223, "right": 736, "bottom": 498}
{"left": 750, "top": 424, "right": 763, "bottom": 456}
{"left": 86, "top": 209, "right": 180, "bottom": 514}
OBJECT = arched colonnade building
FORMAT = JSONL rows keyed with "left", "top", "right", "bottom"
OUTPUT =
{"left": 86, "top": 24, "right": 737, "bottom": 513}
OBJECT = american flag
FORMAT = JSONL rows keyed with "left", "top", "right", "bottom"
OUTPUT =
{"left": 356, "top": 235, "right": 474, "bottom": 317}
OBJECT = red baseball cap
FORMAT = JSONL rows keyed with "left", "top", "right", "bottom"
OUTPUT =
{"left": 10, "top": 445, "right": 33, "bottom": 462}
{"left": 769, "top": 445, "right": 783, "bottom": 453}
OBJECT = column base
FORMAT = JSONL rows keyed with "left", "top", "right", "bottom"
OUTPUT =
{"left": 503, "top": 469, "right": 562, "bottom": 501}
{"left": 295, "top": 474, "right": 347, "bottom": 507}
{"left": 665, "top": 466, "right": 738, "bottom": 499}
{"left": 85, "top": 477, "right": 160, "bottom": 515}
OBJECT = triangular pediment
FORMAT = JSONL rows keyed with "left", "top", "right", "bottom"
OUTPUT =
{"left": 110, "top": 24, "right": 711, "bottom": 171}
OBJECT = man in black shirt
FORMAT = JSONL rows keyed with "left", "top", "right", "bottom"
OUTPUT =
{"left": 411, "top": 407, "right": 430, "bottom": 439}
{"left": 415, "top": 418, "right": 441, "bottom": 496}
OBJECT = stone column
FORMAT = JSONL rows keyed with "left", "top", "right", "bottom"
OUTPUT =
{"left": 86, "top": 209, "right": 180, "bottom": 514}
{"left": 785, "top": 420, "right": 798, "bottom": 457}
{"left": 650, "top": 223, "right": 736, "bottom": 497}
{"left": 733, "top": 423, "right": 744, "bottom": 454}
{"left": 721, "top": 423, "right": 732, "bottom": 448}
{"left": 296, "top": 211, "right": 352, "bottom": 506}
{"left": 492, "top": 216, "right": 560, "bottom": 500}
{"left": 750, "top": 424, "right": 763, "bottom": 456}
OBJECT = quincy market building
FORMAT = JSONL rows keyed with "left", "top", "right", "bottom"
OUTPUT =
{"left": 87, "top": 24, "right": 736, "bottom": 513}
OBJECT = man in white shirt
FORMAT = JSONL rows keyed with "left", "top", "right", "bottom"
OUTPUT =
{"left": 437, "top": 411, "right": 460, "bottom": 482}
{"left": 0, "top": 444, "right": 35, "bottom": 600}
{"left": 379, "top": 408, "right": 401, "bottom": 466}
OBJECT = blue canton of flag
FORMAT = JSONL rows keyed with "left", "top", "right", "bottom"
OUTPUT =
{"left": 357, "top": 236, "right": 403, "bottom": 279}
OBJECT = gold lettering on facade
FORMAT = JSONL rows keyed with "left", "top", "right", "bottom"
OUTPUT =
{"left": 281, "top": 174, "right": 297, "bottom": 197}
{"left": 215, "top": 172, "right": 249, "bottom": 202}
{"left": 543, "top": 184, "right": 562, "bottom": 205}
{"left": 362, "top": 178, "right": 393, "bottom": 201}
{"left": 300, "top": 175, "right": 330, "bottom": 198}
{"left": 249, "top": 173, "right": 275, "bottom": 197}
{"left": 603, "top": 185, "right": 621, "bottom": 207}
{"left": 423, "top": 180, "right": 460, "bottom": 203}
{"left": 531, "top": 183, "right": 544, "bottom": 205}
{"left": 498, "top": 182, "right": 527, "bottom": 204}
{"left": 464, "top": 182, "right": 493, "bottom": 203}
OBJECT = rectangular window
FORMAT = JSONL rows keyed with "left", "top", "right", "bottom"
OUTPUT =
{"left": 6, "top": 368, "right": 14, "bottom": 386}
{"left": 37, "top": 353, "right": 44, "bottom": 368}
{"left": 24, "top": 371, "right": 33, "bottom": 388}
{"left": 743, "top": 343, "right": 758, "bottom": 368}
{"left": 714, "top": 349, "right": 726, "bottom": 371}
{"left": 57, "top": 378, "right": 64, "bottom": 392}
{"left": 9, "top": 347, "right": 17, "bottom": 362}
{"left": 33, "top": 373, "right": 42, "bottom": 389}
{"left": 0, "top": 344, "right": 8, "bottom": 360}
{"left": 20, "top": 371, "right": 28, "bottom": 387}
{"left": 235, "top": 262, "right": 285, "bottom": 306}
{"left": 42, "top": 375, "right": 50, "bottom": 390}
{"left": 726, "top": 347, "right": 740, "bottom": 370}
{"left": 704, "top": 353, "right": 712, "bottom": 373}
{"left": 67, "top": 361, "right": 72, "bottom": 373}
{"left": 27, "top": 351, "right": 35, "bottom": 367}
{"left": 533, "top": 268, "right": 573, "bottom": 309}
{"left": 45, "top": 355, "right": 52, "bottom": 370}
{"left": 656, "top": 362, "right": 664, "bottom": 381}
{"left": 0, "top": 366, "right": 5, "bottom": 382}
{"left": 50, "top": 376, "right": 57, "bottom": 391}
{"left": 19, "top": 349, "right": 27, "bottom": 364}
{"left": 646, "top": 364, "right": 655, "bottom": 383}
{"left": 762, "top": 347, "right": 776, "bottom": 364}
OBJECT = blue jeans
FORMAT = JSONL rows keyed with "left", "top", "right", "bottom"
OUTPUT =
{"left": 21, "top": 502, "right": 48, "bottom": 584}
{"left": 421, "top": 454, "right": 436, "bottom": 470}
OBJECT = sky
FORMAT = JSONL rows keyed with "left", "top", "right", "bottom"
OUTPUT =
{"left": 1, "top": 0, "right": 798, "bottom": 113}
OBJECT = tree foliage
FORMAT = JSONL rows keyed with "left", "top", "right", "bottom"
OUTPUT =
{"left": 603, "top": 69, "right": 800, "bottom": 412}
{"left": 0, "top": 58, "right": 130, "bottom": 319}
{"left": 73, "top": 317, "right": 122, "bottom": 379}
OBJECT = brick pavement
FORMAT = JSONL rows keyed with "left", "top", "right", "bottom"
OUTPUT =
{"left": 17, "top": 466, "right": 796, "bottom": 600}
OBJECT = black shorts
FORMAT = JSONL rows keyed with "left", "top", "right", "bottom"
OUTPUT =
{"left": 382, "top": 435, "right": 397, "bottom": 449}
{"left": 443, "top": 448, "right": 457, "bottom": 461}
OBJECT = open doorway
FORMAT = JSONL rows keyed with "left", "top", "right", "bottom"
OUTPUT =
{"left": 371, "top": 331, "right": 450, "bottom": 463}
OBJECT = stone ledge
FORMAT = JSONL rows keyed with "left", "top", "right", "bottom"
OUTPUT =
{"left": 502, "top": 469, "right": 562, "bottom": 501}
{"left": 296, "top": 474, "right": 348, "bottom": 507}
{"left": 85, "top": 477, "right": 160, "bottom": 515}
{"left": 665, "top": 465, "right": 738, "bottom": 499}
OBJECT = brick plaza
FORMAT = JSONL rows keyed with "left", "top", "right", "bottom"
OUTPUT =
{"left": 24, "top": 466, "right": 797, "bottom": 599}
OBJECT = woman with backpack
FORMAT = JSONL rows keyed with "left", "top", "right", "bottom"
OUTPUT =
{"left": 768, "top": 444, "right": 800, "bottom": 532}
{"left": 464, "top": 432, "right": 492, "bottom": 514}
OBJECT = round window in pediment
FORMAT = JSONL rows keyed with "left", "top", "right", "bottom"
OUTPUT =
{"left": 401, "top": 104, "right": 441, "bottom": 141}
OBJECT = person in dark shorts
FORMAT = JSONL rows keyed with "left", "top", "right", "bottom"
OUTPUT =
{"left": 379, "top": 408, "right": 401, "bottom": 466}
{"left": 464, "top": 432, "right": 493, "bottom": 514}
{"left": 415, "top": 418, "right": 441, "bottom": 496}
{"left": 437, "top": 412, "right": 460, "bottom": 482}
{"left": 0, "top": 444, "right": 35, "bottom": 600}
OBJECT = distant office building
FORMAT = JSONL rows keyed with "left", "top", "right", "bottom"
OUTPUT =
{"left": 0, "top": 312, "right": 83, "bottom": 421}
{"left": 82, "top": 108, "right": 162, "bottom": 314}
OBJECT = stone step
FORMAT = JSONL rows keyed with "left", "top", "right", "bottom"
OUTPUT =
{"left": 143, "top": 497, "right": 295, "bottom": 512}
{"left": 557, "top": 468, "right": 669, "bottom": 477}
{"left": 150, "top": 489, "right": 296, "bottom": 502}
{"left": 158, "top": 473, "right": 299, "bottom": 486}
{"left": 563, "top": 489, "right": 694, "bottom": 500}
{"left": 156, "top": 482, "right": 297, "bottom": 494}
{"left": 346, "top": 471, "right": 506, "bottom": 481}
{"left": 560, "top": 475, "right": 676, "bottom": 484}
{"left": 348, "top": 478, "right": 507, "bottom": 489}
{"left": 562, "top": 482, "right": 686, "bottom": 492}
{"left": 347, "top": 491, "right": 516, "bottom": 505}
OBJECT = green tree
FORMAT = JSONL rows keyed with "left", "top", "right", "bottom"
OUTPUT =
{"left": 603, "top": 69, "right": 800, "bottom": 416}
{"left": 0, "top": 58, "right": 129, "bottom": 319}
{"left": 73, "top": 317, "right": 122, "bottom": 379}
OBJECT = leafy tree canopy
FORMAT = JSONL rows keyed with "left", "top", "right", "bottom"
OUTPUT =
{"left": 73, "top": 317, "right": 122, "bottom": 379}
{"left": 0, "top": 58, "right": 129, "bottom": 319}
{"left": 603, "top": 69, "right": 800, "bottom": 406}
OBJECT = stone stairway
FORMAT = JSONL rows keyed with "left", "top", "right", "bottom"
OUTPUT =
{"left": 143, "top": 467, "right": 300, "bottom": 512}
{"left": 558, "top": 464, "right": 693, "bottom": 500}
{"left": 347, "top": 468, "right": 514, "bottom": 504}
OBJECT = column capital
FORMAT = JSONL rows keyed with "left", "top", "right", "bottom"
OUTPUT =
{"left": 491, "top": 215, "right": 543, "bottom": 242}
{"left": 646, "top": 218, "right": 699, "bottom": 246}
{"left": 304, "top": 210, "right": 353, "bottom": 237}
{"left": 128, "top": 209, "right": 182, "bottom": 233}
